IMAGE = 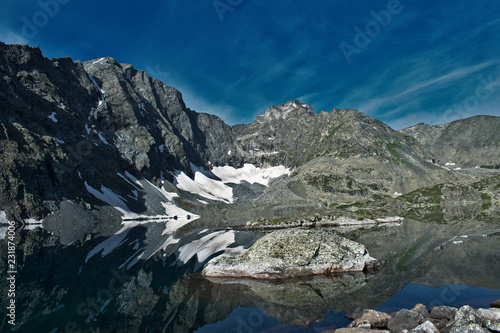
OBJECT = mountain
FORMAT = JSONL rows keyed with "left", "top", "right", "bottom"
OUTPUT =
{"left": 0, "top": 42, "right": 494, "bottom": 243}
{"left": 232, "top": 100, "right": 463, "bottom": 207}
{"left": 400, "top": 116, "right": 500, "bottom": 169}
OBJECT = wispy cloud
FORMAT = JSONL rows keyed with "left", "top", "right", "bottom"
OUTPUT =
{"left": 0, "top": 29, "right": 28, "bottom": 45}
{"left": 354, "top": 59, "right": 499, "bottom": 114}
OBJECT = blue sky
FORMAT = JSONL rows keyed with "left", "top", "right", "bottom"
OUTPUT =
{"left": 1, "top": 0, "right": 499, "bottom": 129}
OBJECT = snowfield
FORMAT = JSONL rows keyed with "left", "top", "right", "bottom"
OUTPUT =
{"left": 174, "top": 163, "right": 290, "bottom": 203}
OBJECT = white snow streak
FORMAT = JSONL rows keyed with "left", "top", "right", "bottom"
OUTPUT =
{"left": 89, "top": 75, "right": 105, "bottom": 95}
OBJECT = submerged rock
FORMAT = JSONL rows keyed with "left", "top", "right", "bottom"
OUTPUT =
{"left": 202, "top": 228, "right": 379, "bottom": 279}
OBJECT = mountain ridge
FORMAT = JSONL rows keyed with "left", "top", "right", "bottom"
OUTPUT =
{"left": 0, "top": 42, "right": 497, "bottom": 234}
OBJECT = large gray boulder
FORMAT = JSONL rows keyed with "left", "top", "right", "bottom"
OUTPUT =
{"left": 202, "top": 228, "right": 379, "bottom": 279}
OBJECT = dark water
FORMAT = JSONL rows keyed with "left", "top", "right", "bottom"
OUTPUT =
{"left": 1, "top": 218, "right": 499, "bottom": 332}
{"left": 196, "top": 284, "right": 500, "bottom": 333}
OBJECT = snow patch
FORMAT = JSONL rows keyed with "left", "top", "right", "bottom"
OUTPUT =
{"left": 92, "top": 57, "right": 105, "bottom": 65}
{"left": 117, "top": 173, "right": 141, "bottom": 190}
{"left": 0, "top": 211, "right": 9, "bottom": 225}
{"left": 84, "top": 182, "right": 137, "bottom": 219}
{"left": 0, "top": 227, "right": 7, "bottom": 240}
{"left": 85, "top": 124, "right": 91, "bottom": 135}
{"left": 86, "top": 225, "right": 131, "bottom": 262}
{"left": 158, "top": 144, "right": 165, "bottom": 153}
{"left": 125, "top": 171, "right": 143, "bottom": 189}
{"left": 24, "top": 218, "right": 43, "bottom": 224}
{"left": 394, "top": 191, "right": 402, "bottom": 196}
{"left": 211, "top": 164, "right": 290, "bottom": 186}
{"left": 445, "top": 162, "right": 456, "bottom": 166}
{"left": 177, "top": 230, "right": 237, "bottom": 264}
{"left": 141, "top": 103, "right": 149, "bottom": 114}
{"left": 174, "top": 164, "right": 290, "bottom": 203}
{"left": 228, "top": 150, "right": 232, "bottom": 156}
{"left": 48, "top": 112, "right": 58, "bottom": 123}
{"left": 84, "top": 175, "right": 199, "bottom": 266}
{"left": 174, "top": 170, "right": 234, "bottom": 203}
{"left": 153, "top": 183, "right": 178, "bottom": 201}
{"left": 453, "top": 240, "right": 464, "bottom": 245}
{"left": 56, "top": 138, "right": 65, "bottom": 144}
{"left": 89, "top": 75, "right": 105, "bottom": 95}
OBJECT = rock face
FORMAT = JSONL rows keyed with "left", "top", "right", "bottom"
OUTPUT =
{"left": 0, "top": 42, "right": 236, "bottom": 221}
{"left": 202, "top": 228, "right": 379, "bottom": 279}
{"left": 400, "top": 116, "right": 500, "bottom": 168}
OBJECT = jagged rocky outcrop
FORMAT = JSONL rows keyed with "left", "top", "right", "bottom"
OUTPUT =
{"left": 202, "top": 228, "right": 379, "bottom": 279}
{"left": 400, "top": 116, "right": 500, "bottom": 169}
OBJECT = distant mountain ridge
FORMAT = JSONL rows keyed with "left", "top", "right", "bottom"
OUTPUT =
{"left": 400, "top": 116, "right": 500, "bottom": 169}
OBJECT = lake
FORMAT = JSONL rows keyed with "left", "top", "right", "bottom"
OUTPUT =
{"left": 1, "top": 218, "right": 499, "bottom": 332}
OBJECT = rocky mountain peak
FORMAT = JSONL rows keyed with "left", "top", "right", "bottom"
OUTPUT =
{"left": 255, "top": 100, "right": 316, "bottom": 123}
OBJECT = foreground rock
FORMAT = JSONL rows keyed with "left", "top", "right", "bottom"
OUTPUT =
{"left": 348, "top": 309, "right": 392, "bottom": 329}
{"left": 202, "top": 229, "right": 379, "bottom": 279}
{"left": 333, "top": 304, "right": 500, "bottom": 333}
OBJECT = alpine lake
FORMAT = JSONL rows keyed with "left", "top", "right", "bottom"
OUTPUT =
{"left": 1, "top": 213, "right": 499, "bottom": 333}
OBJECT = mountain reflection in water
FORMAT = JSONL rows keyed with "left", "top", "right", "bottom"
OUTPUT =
{"left": 1, "top": 218, "right": 499, "bottom": 333}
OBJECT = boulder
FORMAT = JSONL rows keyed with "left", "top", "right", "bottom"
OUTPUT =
{"left": 476, "top": 308, "right": 500, "bottom": 331}
{"left": 450, "top": 323, "right": 487, "bottom": 333}
{"left": 202, "top": 229, "right": 379, "bottom": 279}
{"left": 492, "top": 299, "right": 500, "bottom": 308}
{"left": 430, "top": 306, "right": 458, "bottom": 320}
{"left": 410, "top": 320, "right": 440, "bottom": 333}
{"left": 452, "top": 305, "right": 477, "bottom": 328}
{"left": 334, "top": 329, "right": 389, "bottom": 333}
{"left": 348, "top": 309, "right": 392, "bottom": 329}
{"left": 476, "top": 308, "right": 500, "bottom": 324}
{"left": 388, "top": 309, "right": 424, "bottom": 333}
{"left": 411, "top": 304, "right": 430, "bottom": 318}
{"left": 488, "top": 321, "right": 500, "bottom": 332}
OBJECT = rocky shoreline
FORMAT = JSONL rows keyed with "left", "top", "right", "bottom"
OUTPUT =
{"left": 324, "top": 300, "right": 500, "bottom": 333}
{"left": 233, "top": 212, "right": 404, "bottom": 231}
